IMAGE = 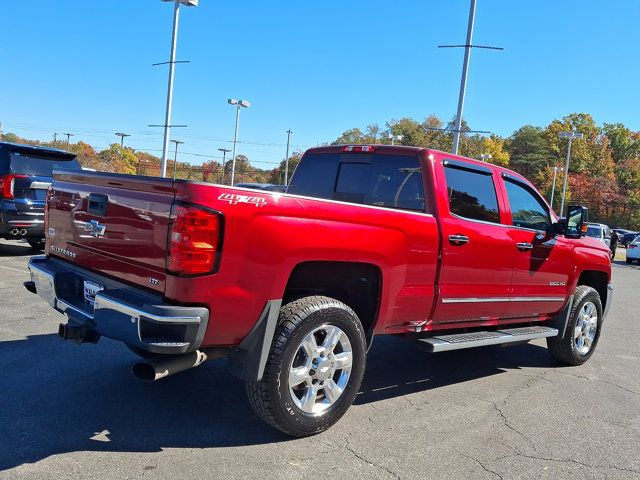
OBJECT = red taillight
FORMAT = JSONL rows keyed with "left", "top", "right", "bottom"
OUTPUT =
{"left": 629, "top": 244, "right": 637, "bottom": 249}
{"left": 0, "top": 174, "right": 27, "bottom": 199}
{"left": 341, "top": 145, "right": 376, "bottom": 153}
{"left": 167, "top": 203, "right": 222, "bottom": 275}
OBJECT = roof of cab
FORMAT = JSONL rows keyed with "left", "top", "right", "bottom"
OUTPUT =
{"left": 304, "top": 144, "right": 533, "bottom": 186}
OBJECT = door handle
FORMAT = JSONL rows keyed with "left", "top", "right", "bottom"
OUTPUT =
{"left": 516, "top": 242, "right": 534, "bottom": 251}
{"left": 449, "top": 234, "right": 469, "bottom": 245}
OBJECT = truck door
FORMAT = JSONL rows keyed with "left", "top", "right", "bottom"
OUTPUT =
{"left": 500, "top": 175, "right": 571, "bottom": 319}
{"left": 434, "top": 159, "right": 514, "bottom": 323}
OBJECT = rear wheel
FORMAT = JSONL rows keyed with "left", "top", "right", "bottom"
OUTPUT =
{"left": 547, "top": 285, "right": 603, "bottom": 366}
{"left": 27, "top": 238, "right": 45, "bottom": 251}
{"left": 246, "top": 296, "right": 367, "bottom": 437}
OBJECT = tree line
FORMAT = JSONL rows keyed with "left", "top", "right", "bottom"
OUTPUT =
{"left": 2, "top": 110, "right": 639, "bottom": 228}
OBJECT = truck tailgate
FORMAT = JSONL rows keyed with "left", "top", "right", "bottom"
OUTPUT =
{"left": 47, "top": 171, "right": 176, "bottom": 293}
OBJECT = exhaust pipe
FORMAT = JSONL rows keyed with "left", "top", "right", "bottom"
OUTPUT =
{"left": 9, "top": 228, "right": 19, "bottom": 236}
{"left": 132, "top": 350, "right": 209, "bottom": 382}
{"left": 19, "top": 229, "right": 27, "bottom": 235}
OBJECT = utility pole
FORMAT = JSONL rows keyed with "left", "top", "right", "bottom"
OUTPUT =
{"left": 63, "top": 133, "right": 74, "bottom": 148}
{"left": 115, "top": 132, "right": 130, "bottom": 150}
{"left": 53, "top": 132, "right": 58, "bottom": 146}
{"left": 0, "top": 122, "right": 3, "bottom": 141}
{"left": 170, "top": 139, "right": 184, "bottom": 179}
{"left": 550, "top": 166, "right": 559, "bottom": 209}
{"left": 439, "top": 0, "right": 502, "bottom": 154}
{"left": 284, "top": 129, "right": 292, "bottom": 185}
{"left": 558, "top": 129, "right": 584, "bottom": 215}
{"left": 218, "top": 148, "right": 231, "bottom": 185}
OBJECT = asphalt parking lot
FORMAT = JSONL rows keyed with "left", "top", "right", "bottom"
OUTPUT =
{"left": 0, "top": 240, "right": 638, "bottom": 480}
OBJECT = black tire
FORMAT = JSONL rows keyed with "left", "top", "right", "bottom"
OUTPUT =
{"left": 245, "top": 296, "right": 367, "bottom": 437}
{"left": 547, "top": 285, "right": 603, "bottom": 366}
{"left": 27, "top": 238, "right": 45, "bottom": 251}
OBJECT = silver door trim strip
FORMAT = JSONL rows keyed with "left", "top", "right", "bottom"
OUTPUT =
{"left": 441, "top": 296, "right": 565, "bottom": 304}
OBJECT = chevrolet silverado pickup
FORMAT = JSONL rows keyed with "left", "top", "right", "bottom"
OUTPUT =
{"left": 26, "top": 145, "right": 612, "bottom": 437}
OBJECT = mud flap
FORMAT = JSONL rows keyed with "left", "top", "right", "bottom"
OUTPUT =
{"left": 228, "top": 299, "right": 282, "bottom": 382}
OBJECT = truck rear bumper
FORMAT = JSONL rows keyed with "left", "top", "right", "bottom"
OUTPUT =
{"left": 27, "top": 256, "right": 209, "bottom": 354}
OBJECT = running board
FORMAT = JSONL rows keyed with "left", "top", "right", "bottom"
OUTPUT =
{"left": 418, "top": 326, "right": 558, "bottom": 353}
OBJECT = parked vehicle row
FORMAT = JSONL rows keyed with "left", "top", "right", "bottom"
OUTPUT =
{"left": 0, "top": 142, "right": 81, "bottom": 250}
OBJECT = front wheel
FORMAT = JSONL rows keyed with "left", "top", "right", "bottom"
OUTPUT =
{"left": 547, "top": 285, "right": 603, "bottom": 366}
{"left": 246, "top": 296, "right": 367, "bottom": 437}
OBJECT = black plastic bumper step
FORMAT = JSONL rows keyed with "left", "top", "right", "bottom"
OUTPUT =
{"left": 418, "top": 326, "right": 558, "bottom": 352}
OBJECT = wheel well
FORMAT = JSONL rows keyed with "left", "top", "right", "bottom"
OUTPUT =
{"left": 283, "top": 261, "right": 381, "bottom": 343}
{"left": 577, "top": 270, "right": 608, "bottom": 309}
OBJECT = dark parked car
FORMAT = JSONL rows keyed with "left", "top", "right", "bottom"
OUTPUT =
{"left": 620, "top": 231, "right": 640, "bottom": 248}
{"left": 234, "top": 182, "right": 287, "bottom": 193}
{"left": 0, "top": 142, "right": 82, "bottom": 250}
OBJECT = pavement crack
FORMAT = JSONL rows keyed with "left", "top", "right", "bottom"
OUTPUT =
{"left": 344, "top": 435, "right": 400, "bottom": 479}
{"left": 506, "top": 451, "right": 640, "bottom": 475}
{"left": 551, "top": 370, "right": 640, "bottom": 395}
{"left": 475, "top": 396, "right": 537, "bottom": 451}
{"left": 458, "top": 451, "right": 503, "bottom": 480}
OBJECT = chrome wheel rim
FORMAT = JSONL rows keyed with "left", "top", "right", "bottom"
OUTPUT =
{"left": 574, "top": 301, "right": 598, "bottom": 355}
{"left": 288, "top": 324, "right": 353, "bottom": 415}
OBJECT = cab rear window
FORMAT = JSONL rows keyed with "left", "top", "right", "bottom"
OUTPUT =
{"left": 288, "top": 153, "right": 427, "bottom": 212}
{"left": 9, "top": 152, "right": 82, "bottom": 176}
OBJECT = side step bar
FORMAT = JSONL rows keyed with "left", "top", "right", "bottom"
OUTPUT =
{"left": 418, "top": 326, "right": 558, "bottom": 353}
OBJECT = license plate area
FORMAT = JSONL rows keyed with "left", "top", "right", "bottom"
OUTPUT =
{"left": 83, "top": 280, "right": 105, "bottom": 306}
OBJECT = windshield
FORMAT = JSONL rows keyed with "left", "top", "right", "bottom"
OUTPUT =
{"left": 586, "top": 226, "right": 602, "bottom": 238}
{"left": 9, "top": 152, "right": 82, "bottom": 176}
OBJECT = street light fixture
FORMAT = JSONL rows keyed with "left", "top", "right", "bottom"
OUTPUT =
{"left": 228, "top": 98, "right": 251, "bottom": 185}
{"left": 158, "top": 0, "right": 198, "bottom": 178}
{"left": 479, "top": 153, "right": 492, "bottom": 163}
{"left": 388, "top": 133, "right": 403, "bottom": 145}
{"left": 558, "top": 129, "right": 584, "bottom": 215}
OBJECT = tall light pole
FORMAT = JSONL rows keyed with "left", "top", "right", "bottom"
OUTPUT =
{"left": 218, "top": 148, "right": 231, "bottom": 184}
{"left": 558, "top": 129, "right": 584, "bottom": 215}
{"left": 159, "top": 0, "right": 198, "bottom": 178}
{"left": 228, "top": 98, "right": 250, "bottom": 185}
{"left": 53, "top": 132, "right": 58, "bottom": 146}
{"left": 284, "top": 129, "right": 292, "bottom": 185}
{"left": 63, "top": 133, "right": 74, "bottom": 148}
{"left": 550, "top": 166, "right": 559, "bottom": 209}
{"left": 439, "top": 0, "right": 502, "bottom": 155}
{"left": 170, "top": 139, "right": 184, "bottom": 179}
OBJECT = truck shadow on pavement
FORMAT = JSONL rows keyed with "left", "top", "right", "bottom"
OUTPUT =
{"left": 0, "top": 333, "right": 556, "bottom": 471}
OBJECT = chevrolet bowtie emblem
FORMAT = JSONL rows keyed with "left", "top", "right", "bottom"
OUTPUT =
{"left": 85, "top": 219, "right": 106, "bottom": 238}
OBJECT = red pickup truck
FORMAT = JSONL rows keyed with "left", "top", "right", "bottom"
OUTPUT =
{"left": 26, "top": 145, "right": 612, "bottom": 437}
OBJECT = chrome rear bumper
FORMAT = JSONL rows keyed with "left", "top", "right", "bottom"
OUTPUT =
{"left": 27, "top": 256, "right": 209, "bottom": 354}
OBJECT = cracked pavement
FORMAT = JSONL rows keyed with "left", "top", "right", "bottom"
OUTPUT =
{"left": 0, "top": 241, "right": 638, "bottom": 479}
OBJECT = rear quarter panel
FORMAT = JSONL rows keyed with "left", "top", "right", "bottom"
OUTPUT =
{"left": 168, "top": 183, "right": 440, "bottom": 346}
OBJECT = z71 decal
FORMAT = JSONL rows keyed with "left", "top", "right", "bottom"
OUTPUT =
{"left": 218, "top": 193, "right": 267, "bottom": 207}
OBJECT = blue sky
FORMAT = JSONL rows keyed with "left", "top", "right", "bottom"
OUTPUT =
{"left": 1, "top": 0, "right": 638, "bottom": 169}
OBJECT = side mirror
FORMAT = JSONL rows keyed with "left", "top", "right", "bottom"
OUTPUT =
{"left": 565, "top": 205, "right": 589, "bottom": 239}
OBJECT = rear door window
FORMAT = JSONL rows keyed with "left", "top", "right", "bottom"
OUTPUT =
{"left": 9, "top": 152, "right": 82, "bottom": 176}
{"left": 443, "top": 164, "right": 500, "bottom": 223}
{"left": 288, "top": 153, "right": 426, "bottom": 212}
